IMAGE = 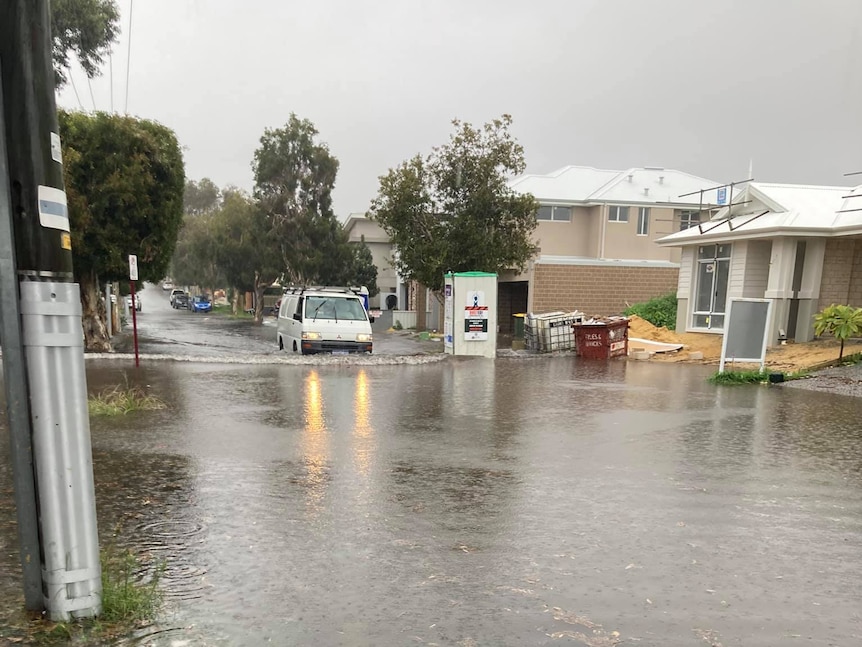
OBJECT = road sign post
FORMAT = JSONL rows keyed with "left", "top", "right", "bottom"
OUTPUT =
{"left": 129, "top": 254, "right": 139, "bottom": 367}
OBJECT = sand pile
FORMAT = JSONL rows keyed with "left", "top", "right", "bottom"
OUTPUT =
{"left": 627, "top": 315, "right": 724, "bottom": 359}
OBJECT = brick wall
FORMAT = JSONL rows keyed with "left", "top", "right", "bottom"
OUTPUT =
{"left": 532, "top": 264, "right": 679, "bottom": 316}
{"left": 818, "top": 238, "right": 862, "bottom": 310}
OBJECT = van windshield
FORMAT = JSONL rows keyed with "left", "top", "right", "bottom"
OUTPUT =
{"left": 305, "top": 296, "right": 367, "bottom": 321}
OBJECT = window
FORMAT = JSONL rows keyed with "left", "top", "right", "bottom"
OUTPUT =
{"left": 536, "top": 205, "right": 572, "bottom": 222}
{"left": 637, "top": 207, "right": 650, "bottom": 235}
{"left": 679, "top": 210, "right": 700, "bottom": 230}
{"left": 692, "top": 244, "right": 731, "bottom": 330}
{"left": 608, "top": 206, "right": 629, "bottom": 222}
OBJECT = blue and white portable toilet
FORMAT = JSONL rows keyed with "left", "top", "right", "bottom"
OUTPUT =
{"left": 443, "top": 272, "right": 497, "bottom": 358}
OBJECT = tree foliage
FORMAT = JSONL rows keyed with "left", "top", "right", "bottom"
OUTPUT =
{"left": 813, "top": 304, "right": 862, "bottom": 361}
{"left": 61, "top": 110, "right": 185, "bottom": 282}
{"left": 60, "top": 110, "right": 185, "bottom": 349}
{"left": 351, "top": 237, "right": 379, "bottom": 297}
{"left": 369, "top": 114, "right": 538, "bottom": 293}
{"left": 252, "top": 114, "right": 349, "bottom": 285}
{"left": 183, "top": 178, "right": 221, "bottom": 217}
{"left": 51, "top": 0, "right": 120, "bottom": 87}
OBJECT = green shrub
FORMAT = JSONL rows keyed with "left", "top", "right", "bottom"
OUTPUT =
{"left": 813, "top": 303, "right": 862, "bottom": 361}
{"left": 624, "top": 292, "right": 677, "bottom": 329}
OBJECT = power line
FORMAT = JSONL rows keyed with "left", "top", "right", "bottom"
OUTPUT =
{"left": 109, "top": 53, "right": 114, "bottom": 113}
{"left": 124, "top": 0, "right": 134, "bottom": 113}
{"left": 87, "top": 74, "right": 97, "bottom": 112}
{"left": 68, "top": 71, "right": 84, "bottom": 110}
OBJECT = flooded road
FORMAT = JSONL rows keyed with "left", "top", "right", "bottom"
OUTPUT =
{"left": 2, "top": 303, "right": 862, "bottom": 645}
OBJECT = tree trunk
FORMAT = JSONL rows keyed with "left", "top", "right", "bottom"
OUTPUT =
{"left": 79, "top": 271, "right": 111, "bottom": 352}
{"left": 416, "top": 282, "right": 427, "bottom": 331}
{"left": 253, "top": 273, "right": 265, "bottom": 324}
{"left": 231, "top": 287, "right": 241, "bottom": 315}
{"left": 840, "top": 338, "right": 845, "bottom": 361}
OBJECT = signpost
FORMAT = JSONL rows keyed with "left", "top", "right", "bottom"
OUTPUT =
{"left": 129, "top": 254, "right": 139, "bottom": 367}
{"left": 719, "top": 298, "right": 773, "bottom": 372}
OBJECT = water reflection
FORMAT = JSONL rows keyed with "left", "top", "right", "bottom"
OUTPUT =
{"left": 302, "top": 370, "right": 329, "bottom": 515}
{"left": 352, "top": 369, "right": 374, "bottom": 478}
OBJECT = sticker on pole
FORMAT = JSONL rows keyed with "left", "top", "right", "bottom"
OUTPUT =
{"left": 51, "top": 132, "right": 63, "bottom": 164}
{"left": 128, "top": 254, "right": 139, "bottom": 281}
{"left": 37, "top": 186, "right": 69, "bottom": 231}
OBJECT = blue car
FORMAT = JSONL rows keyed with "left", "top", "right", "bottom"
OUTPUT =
{"left": 190, "top": 295, "right": 212, "bottom": 313}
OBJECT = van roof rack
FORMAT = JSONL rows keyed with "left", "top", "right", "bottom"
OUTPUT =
{"left": 282, "top": 285, "right": 365, "bottom": 295}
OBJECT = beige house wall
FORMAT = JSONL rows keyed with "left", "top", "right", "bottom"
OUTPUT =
{"left": 532, "top": 206, "right": 594, "bottom": 256}
{"left": 818, "top": 237, "right": 862, "bottom": 310}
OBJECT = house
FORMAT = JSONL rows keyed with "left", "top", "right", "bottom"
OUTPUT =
{"left": 502, "top": 166, "right": 723, "bottom": 331}
{"left": 656, "top": 181, "right": 862, "bottom": 343}
{"left": 343, "top": 213, "right": 398, "bottom": 310}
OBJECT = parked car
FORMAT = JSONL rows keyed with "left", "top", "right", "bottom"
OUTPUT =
{"left": 190, "top": 295, "right": 212, "bottom": 313}
{"left": 169, "top": 288, "right": 185, "bottom": 306}
{"left": 173, "top": 293, "right": 189, "bottom": 309}
{"left": 124, "top": 294, "right": 142, "bottom": 312}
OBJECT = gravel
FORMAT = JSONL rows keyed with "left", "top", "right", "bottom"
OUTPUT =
{"left": 782, "top": 361, "right": 862, "bottom": 398}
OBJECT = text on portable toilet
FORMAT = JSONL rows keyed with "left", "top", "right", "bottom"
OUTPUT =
{"left": 464, "top": 290, "right": 489, "bottom": 340}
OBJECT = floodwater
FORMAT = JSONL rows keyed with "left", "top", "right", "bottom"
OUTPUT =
{"left": 0, "top": 290, "right": 861, "bottom": 646}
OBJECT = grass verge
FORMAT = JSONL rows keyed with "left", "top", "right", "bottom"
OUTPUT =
{"left": 708, "top": 369, "right": 808, "bottom": 385}
{"left": 88, "top": 385, "right": 166, "bottom": 416}
{"left": 16, "top": 545, "right": 163, "bottom": 645}
{"left": 212, "top": 303, "right": 254, "bottom": 319}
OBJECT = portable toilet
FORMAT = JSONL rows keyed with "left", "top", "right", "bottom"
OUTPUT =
{"left": 443, "top": 272, "right": 497, "bottom": 358}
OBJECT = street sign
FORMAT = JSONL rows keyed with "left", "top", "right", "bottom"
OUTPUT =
{"left": 717, "top": 186, "right": 728, "bottom": 205}
{"left": 128, "top": 254, "right": 138, "bottom": 281}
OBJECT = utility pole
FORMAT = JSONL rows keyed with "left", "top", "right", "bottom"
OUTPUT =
{"left": 0, "top": 0, "right": 102, "bottom": 621}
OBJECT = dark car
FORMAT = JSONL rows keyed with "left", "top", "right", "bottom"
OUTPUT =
{"left": 190, "top": 295, "right": 212, "bottom": 313}
{"left": 173, "top": 293, "right": 189, "bottom": 309}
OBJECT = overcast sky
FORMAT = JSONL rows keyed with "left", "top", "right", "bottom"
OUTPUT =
{"left": 57, "top": 0, "right": 862, "bottom": 217}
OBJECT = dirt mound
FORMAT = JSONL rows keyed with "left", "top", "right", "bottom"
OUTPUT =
{"left": 627, "top": 315, "right": 724, "bottom": 360}
{"left": 626, "top": 315, "right": 862, "bottom": 371}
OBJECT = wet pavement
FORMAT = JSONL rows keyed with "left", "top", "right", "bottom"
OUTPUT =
{"left": 1, "top": 291, "right": 862, "bottom": 645}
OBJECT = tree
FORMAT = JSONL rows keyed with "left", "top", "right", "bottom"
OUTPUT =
{"left": 211, "top": 190, "right": 282, "bottom": 321}
{"left": 59, "top": 110, "right": 185, "bottom": 350}
{"left": 51, "top": 0, "right": 120, "bottom": 87}
{"left": 368, "top": 114, "right": 538, "bottom": 294}
{"left": 813, "top": 304, "right": 862, "bottom": 361}
{"left": 183, "top": 178, "right": 221, "bottom": 217}
{"left": 350, "top": 236, "right": 379, "bottom": 297}
{"left": 252, "top": 114, "right": 348, "bottom": 285}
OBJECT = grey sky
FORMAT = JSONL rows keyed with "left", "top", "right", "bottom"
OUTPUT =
{"left": 57, "top": 0, "right": 862, "bottom": 217}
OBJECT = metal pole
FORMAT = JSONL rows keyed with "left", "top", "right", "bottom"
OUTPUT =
{"left": 1, "top": 0, "right": 102, "bottom": 620}
{"left": 0, "top": 62, "right": 43, "bottom": 613}
{"left": 130, "top": 280, "right": 139, "bottom": 367}
{"left": 105, "top": 283, "right": 111, "bottom": 337}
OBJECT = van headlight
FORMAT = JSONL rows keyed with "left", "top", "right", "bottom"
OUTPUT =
{"left": 356, "top": 333, "right": 372, "bottom": 342}
{"left": 302, "top": 331, "right": 322, "bottom": 340}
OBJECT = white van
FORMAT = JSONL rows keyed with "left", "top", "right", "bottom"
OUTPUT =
{"left": 276, "top": 287, "right": 374, "bottom": 355}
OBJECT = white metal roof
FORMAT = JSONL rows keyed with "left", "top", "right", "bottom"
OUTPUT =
{"left": 656, "top": 182, "right": 860, "bottom": 246}
{"left": 509, "top": 165, "right": 724, "bottom": 206}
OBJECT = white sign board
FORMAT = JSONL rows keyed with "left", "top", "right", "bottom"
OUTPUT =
{"left": 128, "top": 254, "right": 139, "bottom": 281}
{"left": 719, "top": 298, "right": 772, "bottom": 372}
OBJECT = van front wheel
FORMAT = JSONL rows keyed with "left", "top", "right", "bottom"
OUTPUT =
{"left": 292, "top": 340, "right": 298, "bottom": 353}
{"left": 278, "top": 336, "right": 284, "bottom": 351}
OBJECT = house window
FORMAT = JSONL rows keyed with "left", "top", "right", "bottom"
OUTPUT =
{"left": 637, "top": 207, "right": 650, "bottom": 235}
{"left": 692, "top": 243, "right": 731, "bottom": 330}
{"left": 536, "top": 206, "right": 572, "bottom": 222}
{"left": 608, "top": 206, "right": 629, "bottom": 222}
{"left": 679, "top": 210, "right": 701, "bottom": 230}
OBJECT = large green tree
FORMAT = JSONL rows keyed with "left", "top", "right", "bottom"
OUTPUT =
{"left": 51, "top": 0, "right": 120, "bottom": 87}
{"left": 183, "top": 178, "right": 221, "bottom": 217}
{"left": 211, "top": 189, "right": 282, "bottom": 321}
{"left": 368, "top": 114, "right": 538, "bottom": 294}
{"left": 252, "top": 114, "right": 351, "bottom": 285}
{"left": 60, "top": 110, "right": 185, "bottom": 350}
